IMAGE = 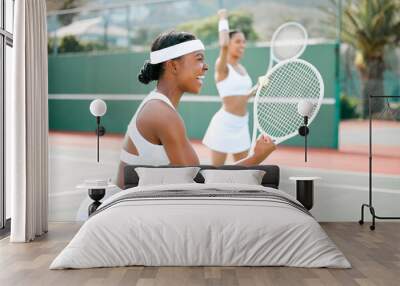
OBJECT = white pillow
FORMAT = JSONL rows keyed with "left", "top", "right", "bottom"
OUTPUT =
{"left": 200, "top": 169, "right": 266, "bottom": 185}
{"left": 135, "top": 167, "right": 201, "bottom": 186}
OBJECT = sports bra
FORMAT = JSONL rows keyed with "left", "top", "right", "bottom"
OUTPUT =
{"left": 119, "top": 90, "right": 174, "bottom": 165}
{"left": 216, "top": 63, "right": 253, "bottom": 98}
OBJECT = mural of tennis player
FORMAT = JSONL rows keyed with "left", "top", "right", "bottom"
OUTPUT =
{"left": 203, "top": 9, "right": 259, "bottom": 165}
{"left": 116, "top": 30, "right": 276, "bottom": 188}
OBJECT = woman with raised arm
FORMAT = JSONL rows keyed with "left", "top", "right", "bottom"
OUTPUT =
{"left": 203, "top": 9, "right": 259, "bottom": 165}
{"left": 116, "top": 30, "right": 275, "bottom": 188}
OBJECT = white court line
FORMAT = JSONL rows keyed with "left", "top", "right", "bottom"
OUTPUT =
{"left": 49, "top": 94, "right": 336, "bottom": 105}
{"left": 50, "top": 154, "right": 118, "bottom": 166}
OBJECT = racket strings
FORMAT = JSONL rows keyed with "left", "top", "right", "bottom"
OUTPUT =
{"left": 260, "top": 65, "right": 309, "bottom": 130}
{"left": 256, "top": 61, "right": 322, "bottom": 140}
{"left": 258, "top": 91, "right": 295, "bottom": 137}
{"left": 257, "top": 102, "right": 295, "bottom": 137}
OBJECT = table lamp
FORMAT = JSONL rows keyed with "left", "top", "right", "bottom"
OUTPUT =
{"left": 89, "top": 99, "right": 107, "bottom": 162}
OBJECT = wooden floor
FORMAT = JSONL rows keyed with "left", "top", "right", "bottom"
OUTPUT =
{"left": 0, "top": 222, "right": 399, "bottom": 286}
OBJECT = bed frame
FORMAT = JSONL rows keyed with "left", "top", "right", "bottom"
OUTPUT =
{"left": 123, "top": 165, "right": 280, "bottom": 190}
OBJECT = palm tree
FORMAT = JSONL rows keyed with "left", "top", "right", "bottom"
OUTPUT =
{"left": 326, "top": 0, "right": 400, "bottom": 118}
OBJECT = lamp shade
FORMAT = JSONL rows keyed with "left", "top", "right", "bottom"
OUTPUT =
{"left": 90, "top": 99, "right": 107, "bottom": 117}
{"left": 297, "top": 100, "right": 314, "bottom": 117}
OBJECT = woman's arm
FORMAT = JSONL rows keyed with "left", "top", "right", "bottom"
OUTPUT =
{"left": 247, "top": 83, "right": 259, "bottom": 98}
{"left": 235, "top": 135, "right": 276, "bottom": 166}
{"left": 116, "top": 102, "right": 199, "bottom": 189}
{"left": 149, "top": 102, "right": 200, "bottom": 165}
{"left": 116, "top": 162, "right": 126, "bottom": 189}
{"left": 159, "top": 117, "right": 200, "bottom": 166}
{"left": 247, "top": 75, "right": 268, "bottom": 98}
{"left": 215, "top": 9, "right": 230, "bottom": 82}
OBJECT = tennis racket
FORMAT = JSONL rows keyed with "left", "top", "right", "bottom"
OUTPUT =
{"left": 251, "top": 59, "right": 324, "bottom": 149}
{"left": 267, "top": 22, "right": 308, "bottom": 73}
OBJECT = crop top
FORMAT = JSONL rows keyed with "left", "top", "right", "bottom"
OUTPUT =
{"left": 216, "top": 64, "right": 253, "bottom": 98}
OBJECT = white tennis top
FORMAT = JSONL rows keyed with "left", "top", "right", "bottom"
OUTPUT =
{"left": 120, "top": 90, "right": 173, "bottom": 165}
{"left": 216, "top": 64, "right": 253, "bottom": 98}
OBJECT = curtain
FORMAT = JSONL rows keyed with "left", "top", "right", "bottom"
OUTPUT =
{"left": 7, "top": 0, "right": 48, "bottom": 242}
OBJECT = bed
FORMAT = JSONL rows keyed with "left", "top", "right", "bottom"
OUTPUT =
{"left": 50, "top": 165, "right": 350, "bottom": 269}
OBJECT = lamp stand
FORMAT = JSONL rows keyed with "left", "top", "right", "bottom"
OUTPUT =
{"left": 96, "top": 117, "right": 100, "bottom": 162}
{"left": 298, "top": 116, "right": 310, "bottom": 162}
{"left": 95, "top": 116, "right": 106, "bottom": 162}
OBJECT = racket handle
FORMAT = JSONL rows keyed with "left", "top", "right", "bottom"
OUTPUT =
{"left": 297, "top": 117, "right": 310, "bottom": 162}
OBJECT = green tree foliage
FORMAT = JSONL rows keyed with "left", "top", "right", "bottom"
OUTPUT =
{"left": 345, "top": 0, "right": 400, "bottom": 118}
{"left": 58, "top": 35, "right": 84, "bottom": 53}
{"left": 48, "top": 37, "right": 56, "bottom": 54}
{"left": 326, "top": 0, "right": 400, "bottom": 118}
{"left": 340, "top": 93, "right": 360, "bottom": 119}
{"left": 54, "top": 35, "right": 107, "bottom": 54}
{"left": 177, "top": 10, "right": 258, "bottom": 45}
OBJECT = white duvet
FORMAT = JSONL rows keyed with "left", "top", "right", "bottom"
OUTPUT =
{"left": 50, "top": 183, "right": 351, "bottom": 269}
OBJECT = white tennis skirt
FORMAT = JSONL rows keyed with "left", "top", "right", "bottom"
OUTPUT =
{"left": 202, "top": 108, "right": 251, "bottom": 153}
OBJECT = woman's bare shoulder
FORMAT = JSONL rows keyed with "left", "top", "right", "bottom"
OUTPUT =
{"left": 137, "top": 100, "right": 181, "bottom": 127}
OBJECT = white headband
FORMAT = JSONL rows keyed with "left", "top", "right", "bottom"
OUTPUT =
{"left": 150, "top": 39, "right": 205, "bottom": 64}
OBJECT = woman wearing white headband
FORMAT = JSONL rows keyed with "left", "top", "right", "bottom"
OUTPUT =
{"left": 116, "top": 31, "right": 275, "bottom": 188}
{"left": 203, "top": 9, "right": 259, "bottom": 165}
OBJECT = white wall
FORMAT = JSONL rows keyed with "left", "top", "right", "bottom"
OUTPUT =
{"left": 280, "top": 167, "right": 400, "bottom": 222}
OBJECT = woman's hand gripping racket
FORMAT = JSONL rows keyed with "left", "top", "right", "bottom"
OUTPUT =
{"left": 251, "top": 59, "right": 324, "bottom": 151}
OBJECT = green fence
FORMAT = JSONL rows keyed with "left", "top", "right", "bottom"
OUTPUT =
{"left": 49, "top": 42, "right": 340, "bottom": 148}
